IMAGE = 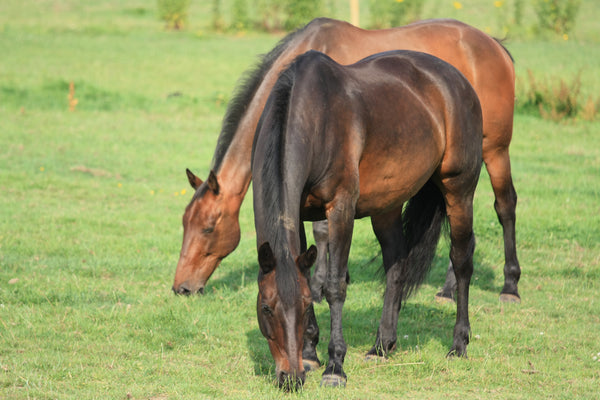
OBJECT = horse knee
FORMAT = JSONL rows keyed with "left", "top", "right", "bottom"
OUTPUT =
{"left": 324, "top": 278, "right": 348, "bottom": 304}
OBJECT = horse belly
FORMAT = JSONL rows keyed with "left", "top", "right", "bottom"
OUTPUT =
{"left": 354, "top": 174, "right": 428, "bottom": 218}
{"left": 355, "top": 146, "right": 442, "bottom": 218}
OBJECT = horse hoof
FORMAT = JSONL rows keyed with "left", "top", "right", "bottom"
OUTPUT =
{"left": 447, "top": 349, "right": 467, "bottom": 359}
{"left": 320, "top": 374, "right": 346, "bottom": 388}
{"left": 303, "top": 359, "right": 321, "bottom": 372}
{"left": 364, "top": 353, "right": 386, "bottom": 363}
{"left": 435, "top": 294, "right": 455, "bottom": 304}
{"left": 499, "top": 293, "right": 521, "bottom": 303}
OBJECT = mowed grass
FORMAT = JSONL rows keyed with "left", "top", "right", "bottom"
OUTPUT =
{"left": 1, "top": 1, "right": 600, "bottom": 399}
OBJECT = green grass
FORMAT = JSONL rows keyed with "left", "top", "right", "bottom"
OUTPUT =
{"left": 1, "top": 1, "right": 600, "bottom": 399}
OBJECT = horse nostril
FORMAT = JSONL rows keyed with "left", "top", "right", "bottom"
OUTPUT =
{"left": 173, "top": 285, "right": 192, "bottom": 296}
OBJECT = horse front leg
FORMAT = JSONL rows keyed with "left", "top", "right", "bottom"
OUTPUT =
{"left": 320, "top": 195, "right": 356, "bottom": 387}
{"left": 302, "top": 220, "right": 328, "bottom": 371}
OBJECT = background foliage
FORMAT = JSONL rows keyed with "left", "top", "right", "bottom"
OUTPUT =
{"left": 205, "top": 0, "right": 583, "bottom": 37}
{"left": 1, "top": 0, "right": 599, "bottom": 398}
{"left": 157, "top": 0, "right": 191, "bottom": 30}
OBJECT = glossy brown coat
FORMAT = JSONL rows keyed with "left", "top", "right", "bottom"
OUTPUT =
{"left": 173, "top": 18, "right": 519, "bottom": 302}
{"left": 252, "top": 50, "right": 482, "bottom": 388}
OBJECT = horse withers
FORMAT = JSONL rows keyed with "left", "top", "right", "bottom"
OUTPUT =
{"left": 252, "top": 50, "right": 483, "bottom": 389}
{"left": 172, "top": 18, "right": 520, "bottom": 303}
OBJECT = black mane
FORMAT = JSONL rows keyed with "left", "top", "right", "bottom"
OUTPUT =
{"left": 255, "top": 62, "right": 300, "bottom": 307}
{"left": 210, "top": 25, "right": 309, "bottom": 172}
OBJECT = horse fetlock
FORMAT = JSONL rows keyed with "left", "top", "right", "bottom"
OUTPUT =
{"left": 448, "top": 332, "right": 470, "bottom": 358}
{"left": 366, "top": 337, "right": 396, "bottom": 359}
{"left": 302, "top": 341, "right": 320, "bottom": 370}
{"left": 302, "top": 357, "right": 321, "bottom": 372}
{"left": 435, "top": 291, "right": 456, "bottom": 304}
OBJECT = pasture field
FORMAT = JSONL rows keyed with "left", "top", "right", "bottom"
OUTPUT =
{"left": 1, "top": 1, "right": 599, "bottom": 399}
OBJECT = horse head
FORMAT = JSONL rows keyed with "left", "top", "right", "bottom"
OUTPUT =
{"left": 256, "top": 242, "right": 317, "bottom": 391}
{"left": 172, "top": 169, "right": 241, "bottom": 295}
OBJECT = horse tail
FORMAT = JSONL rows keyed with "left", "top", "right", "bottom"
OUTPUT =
{"left": 400, "top": 180, "right": 447, "bottom": 300}
{"left": 493, "top": 37, "right": 514, "bottom": 63}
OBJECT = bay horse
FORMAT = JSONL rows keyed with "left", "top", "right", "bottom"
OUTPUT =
{"left": 173, "top": 18, "right": 520, "bottom": 303}
{"left": 252, "top": 49, "right": 483, "bottom": 389}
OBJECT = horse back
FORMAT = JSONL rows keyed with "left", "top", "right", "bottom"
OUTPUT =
{"left": 285, "top": 50, "right": 482, "bottom": 217}
{"left": 295, "top": 18, "right": 511, "bottom": 147}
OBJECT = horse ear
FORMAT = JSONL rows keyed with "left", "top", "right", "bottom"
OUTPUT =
{"left": 258, "top": 242, "right": 276, "bottom": 274}
{"left": 186, "top": 168, "right": 203, "bottom": 190}
{"left": 297, "top": 245, "right": 317, "bottom": 273}
{"left": 207, "top": 170, "right": 220, "bottom": 195}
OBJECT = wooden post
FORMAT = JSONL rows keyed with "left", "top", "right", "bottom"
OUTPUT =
{"left": 350, "top": 0, "right": 359, "bottom": 27}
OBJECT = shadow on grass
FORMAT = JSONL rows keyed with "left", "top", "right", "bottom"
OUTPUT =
{"left": 221, "top": 239, "right": 500, "bottom": 379}
{"left": 245, "top": 283, "right": 467, "bottom": 381}
{"left": 212, "top": 249, "right": 502, "bottom": 301}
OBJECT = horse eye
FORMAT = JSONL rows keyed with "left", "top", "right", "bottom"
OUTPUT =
{"left": 202, "top": 227, "right": 214, "bottom": 234}
{"left": 262, "top": 304, "right": 273, "bottom": 316}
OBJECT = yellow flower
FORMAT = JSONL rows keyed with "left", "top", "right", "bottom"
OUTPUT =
{"left": 494, "top": 0, "right": 503, "bottom": 7}
{"left": 150, "top": 190, "right": 155, "bottom": 195}
{"left": 453, "top": 1, "right": 463, "bottom": 10}
{"left": 397, "top": 0, "right": 404, "bottom": 2}
{"left": 563, "top": 34, "right": 569, "bottom": 41}
{"left": 180, "top": 189, "right": 187, "bottom": 196}
{"left": 39, "top": 166, "right": 45, "bottom": 172}
{"left": 118, "top": 183, "right": 122, "bottom": 188}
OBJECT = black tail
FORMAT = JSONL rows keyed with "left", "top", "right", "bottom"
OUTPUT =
{"left": 400, "top": 180, "right": 447, "bottom": 300}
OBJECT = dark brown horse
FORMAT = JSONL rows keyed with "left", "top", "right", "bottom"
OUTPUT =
{"left": 253, "top": 49, "right": 483, "bottom": 389}
{"left": 173, "top": 18, "right": 520, "bottom": 303}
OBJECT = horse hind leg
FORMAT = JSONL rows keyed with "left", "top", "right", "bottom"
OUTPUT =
{"left": 302, "top": 303, "right": 321, "bottom": 372}
{"left": 437, "top": 147, "right": 521, "bottom": 304}
{"left": 444, "top": 192, "right": 476, "bottom": 357}
{"left": 366, "top": 207, "right": 406, "bottom": 360}
{"left": 485, "top": 147, "right": 521, "bottom": 303}
{"left": 435, "top": 262, "right": 458, "bottom": 302}
{"left": 310, "top": 220, "right": 329, "bottom": 302}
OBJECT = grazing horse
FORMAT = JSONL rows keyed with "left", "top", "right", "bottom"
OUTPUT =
{"left": 252, "top": 50, "right": 483, "bottom": 389}
{"left": 173, "top": 18, "right": 520, "bottom": 303}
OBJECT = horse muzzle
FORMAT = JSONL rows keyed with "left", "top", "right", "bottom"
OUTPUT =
{"left": 172, "top": 282, "right": 205, "bottom": 296}
{"left": 277, "top": 370, "right": 305, "bottom": 392}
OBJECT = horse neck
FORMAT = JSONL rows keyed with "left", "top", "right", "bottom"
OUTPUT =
{"left": 214, "top": 124, "right": 253, "bottom": 207}
{"left": 215, "top": 43, "right": 313, "bottom": 209}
